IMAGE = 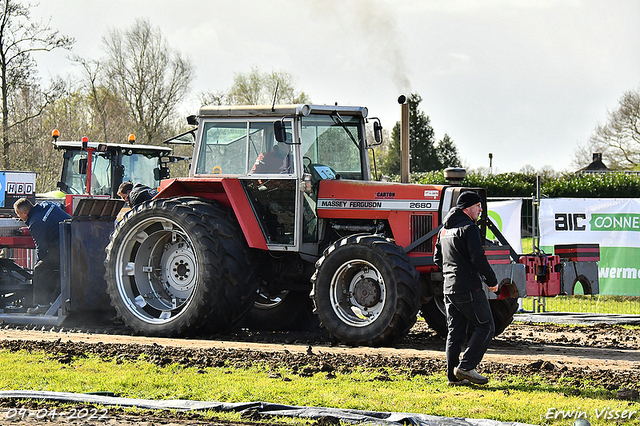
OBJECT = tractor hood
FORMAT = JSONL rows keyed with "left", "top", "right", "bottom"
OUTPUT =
{"left": 316, "top": 179, "right": 445, "bottom": 220}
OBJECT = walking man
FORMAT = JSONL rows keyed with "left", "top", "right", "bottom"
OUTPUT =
{"left": 14, "top": 198, "right": 71, "bottom": 315}
{"left": 434, "top": 191, "right": 498, "bottom": 385}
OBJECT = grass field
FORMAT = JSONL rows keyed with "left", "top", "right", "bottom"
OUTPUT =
{"left": 0, "top": 349, "right": 638, "bottom": 426}
{"left": 520, "top": 295, "right": 640, "bottom": 315}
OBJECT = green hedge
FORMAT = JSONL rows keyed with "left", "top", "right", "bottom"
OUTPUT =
{"left": 406, "top": 171, "right": 640, "bottom": 198}
{"left": 542, "top": 172, "right": 640, "bottom": 198}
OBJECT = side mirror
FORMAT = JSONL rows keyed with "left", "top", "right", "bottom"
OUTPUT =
{"left": 154, "top": 167, "right": 170, "bottom": 181}
{"left": 186, "top": 115, "right": 198, "bottom": 126}
{"left": 274, "top": 120, "right": 287, "bottom": 142}
{"left": 373, "top": 119, "right": 383, "bottom": 144}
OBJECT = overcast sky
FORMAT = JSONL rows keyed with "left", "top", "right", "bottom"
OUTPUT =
{"left": 30, "top": 0, "right": 639, "bottom": 173}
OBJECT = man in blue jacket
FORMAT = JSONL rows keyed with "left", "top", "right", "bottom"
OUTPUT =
{"left": 434, "top": 191, "right": 498, "bottom": 386}
{"left": 14, "top": 198, "right": 71, "bottom": 315}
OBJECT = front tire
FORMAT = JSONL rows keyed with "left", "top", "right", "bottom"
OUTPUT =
{"left": 104, "top": 197, "right": 258, "bottom": 337}
{"left": 311, "top": 234, "right": 421, "bottom": 346}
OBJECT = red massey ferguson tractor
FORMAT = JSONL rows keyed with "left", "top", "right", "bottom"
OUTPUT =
{"left": 104, "top": 104, "right": 540, "bottom": 346}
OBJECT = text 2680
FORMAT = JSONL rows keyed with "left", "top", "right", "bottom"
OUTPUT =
{"left": 409, "top": 202, "right": 432, "bottom": 209}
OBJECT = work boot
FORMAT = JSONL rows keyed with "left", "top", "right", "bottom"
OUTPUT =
{"left": 447, "top": 378, "right": 471, "bottom": 386}
{"left": 26, "top": 304, "right": 49, "bottom": 315}
{"left": 454, "top": 368, "right": 488, "bottom": 385}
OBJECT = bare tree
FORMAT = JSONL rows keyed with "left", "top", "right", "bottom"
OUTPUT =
{"left": 197, "top": 90, "right": 228, "bottom": 107}
{"left": 72, "top": 55, "right": 131, "bottom": 144}
{"left": 228, "top": 67, "right": 309, "bottom": 105}
{"left": 229, "top": 67, "right": 262, "bottom": 105}
{"left": 264, "top": 70, "right": 309, "bottom": 105}
{"left": 577, "top": 87, "right": 640, "bottom": 170}
{"left": 73, "top": 56, "right": 109, "bottom": 143}
{"left": 102, "top": 18, "right": 194, "bottom": 144}
{"left": 0, "top": 0, "right": 73, "bottom": 168}
{"left": 9, "top": 81, "right": 63, "bottom": 191}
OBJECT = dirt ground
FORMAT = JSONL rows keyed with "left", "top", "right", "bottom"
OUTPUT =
{"left": 0, "top": 320, "right": 638, "bottom": 425}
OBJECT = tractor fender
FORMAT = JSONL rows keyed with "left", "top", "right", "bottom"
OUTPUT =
{"left": 155, "top": 177, "right": 268, "bottom": 250}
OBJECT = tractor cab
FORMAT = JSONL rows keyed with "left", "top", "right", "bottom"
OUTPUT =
{"left": 52, "top": 132, "right": 185, "bottom": 200}
{"left": 189, "top": 105, "right": 372, "bottom": 250}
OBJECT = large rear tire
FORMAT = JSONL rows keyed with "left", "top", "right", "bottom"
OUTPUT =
{"left": 104, "top": 197, "right": 258, "bottom": 337}
{"left": 311, "top": 234, "right": 421, "bottom": 346}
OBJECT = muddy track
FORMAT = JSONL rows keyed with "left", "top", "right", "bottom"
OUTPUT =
{"left": 0, "top": 319, "right": 638, "bottom": 382}
{"left": 0, "top": 319, "right": 638, "bottom": 425}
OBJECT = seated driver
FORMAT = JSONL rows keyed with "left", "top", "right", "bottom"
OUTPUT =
{"left": 251, "top": 141, "right": 291, "bottom": 174}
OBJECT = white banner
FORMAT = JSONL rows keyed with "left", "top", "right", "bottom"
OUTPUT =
{"left": 487, "top": 199, "right": 523, "bottom": 253}
{"left": 540, "top": 198, "right": 640, "bottom": 248}
{"left": 539, "top": 198, "right": 640, "bottom": 295}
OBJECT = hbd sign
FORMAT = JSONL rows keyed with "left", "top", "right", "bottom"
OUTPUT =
{"left": 0, "top": 171, "right": 36, "bottom": 207}
{"left": 7, "top": 181, "right": 34, "bottom": 196}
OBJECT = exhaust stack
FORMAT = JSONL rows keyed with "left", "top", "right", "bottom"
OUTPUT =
{"left": 398, "top": 95, "right": 410, "bottom": 183}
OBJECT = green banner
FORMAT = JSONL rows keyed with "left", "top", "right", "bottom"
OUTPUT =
{"left": 597, "top": 246, "right": 640, "bottom": 295}
{"left": 590, "top": 214, "right": 640, "bottom": 232}
{"left": 542, "top": 245, "right": 640, "bottom": 295}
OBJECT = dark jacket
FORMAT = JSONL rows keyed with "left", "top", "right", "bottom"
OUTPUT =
{"left": 128, "top": 183, "right": 158, "bottom": 208}
{"left": 25, "top": 201, "right": 71, "bottom": 261}
{"left": 434, "top": 207, "right": 497, "bottom": 294}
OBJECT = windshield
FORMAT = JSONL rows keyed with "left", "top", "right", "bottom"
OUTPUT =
{"left": 122, "top": 152, "right": 162, "bottom": 188}
{"left": 59, "top": 150, "right": 112, "bottom": 195}
{"left": 196, "top": 122, "right": 247, "bottom": 175}
{"left": 59, "top": 149, "right": 161, "bottom": 196}
{"left": 300, "top": 114, "right": 364, "bottom": 180}
{"left": 195, "top": 120, "right": 293, "bottom": 175}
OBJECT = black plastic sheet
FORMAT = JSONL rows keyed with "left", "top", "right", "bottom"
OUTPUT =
{"left": 0, "top": 390, "right": 535, "bottom": 426}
